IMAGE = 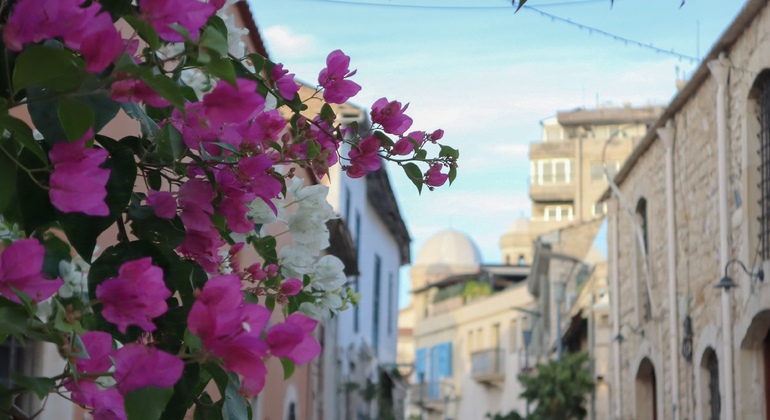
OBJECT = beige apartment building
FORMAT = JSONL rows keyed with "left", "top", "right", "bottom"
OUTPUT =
{"left": 501, "top": 105, "right": 662, "bottom": 266}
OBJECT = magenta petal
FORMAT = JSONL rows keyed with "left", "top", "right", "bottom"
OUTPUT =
{"left": 113, "top": 344, "right": 183, "bottom": 395}
{"left": 0, "top": 239, "right": 63, "bottom": 303}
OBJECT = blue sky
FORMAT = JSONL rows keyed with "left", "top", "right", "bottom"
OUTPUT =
{"left": 250, "top": 0, "right": 747, "bottom": 306}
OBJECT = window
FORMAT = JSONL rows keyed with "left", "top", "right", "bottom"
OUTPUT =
{"left": 509, "top": 319, "right": 518, "bottom": 353}
{"left": 592, "top": 202, "right": 607, "bottom": 216}
{"left": 700, "top": 348, "right": 720, "bottom": 420}
{"left": 387, "top": 273, "right": 393, "bottom": 335}
{"left": 372, "top": 255, "right": 381, "bottom": 352}
{"left": 590, "top": 161, "right": 620, "bottom": 182}
{"left": 533, "top": 159, "right": 573, "bottom": 184}
{"left": 344, "top": 186, "right": 351, "bottom": 221}
{"left": 759, "top": 75, "right": 770, "bottom": 260}
{"left": 636, "top": 198, "right": 651, "bottom": 322}
{"left": 544, "top": 205, "right": 573, "bottom": 221}
{"left": 492, "top": 323, "right": 500, "bottom": 349}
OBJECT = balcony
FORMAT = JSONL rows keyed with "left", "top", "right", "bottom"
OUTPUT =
{"left": 529, "top": 140, "right": 574, "bottom": 160}
{"left": 529, "top": 181, "right": 575, "bottom": 202}
{"left": 409, "top": 381, "right": 449, "bottom": 412}
{"left": 471, "top": 349, "right": 505, "bottom": 385}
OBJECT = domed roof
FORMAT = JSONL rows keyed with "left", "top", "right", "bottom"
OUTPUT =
{"left": 504, "top": 216, "right": 530, "bottom": 234}
{"left": 413, "top": 229, "right": 482, "bottom": 269}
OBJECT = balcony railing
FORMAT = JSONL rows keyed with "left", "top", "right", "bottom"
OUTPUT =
{"left": 409, "top": 381, "right": 444, "bottom": 402}
{"left": 471, "top": 349, "right": 505, "bottom": 384}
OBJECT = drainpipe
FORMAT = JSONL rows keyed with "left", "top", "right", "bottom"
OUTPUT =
{"left": 708, "top": 53, "right": 733, "bottom": 420}
{"left": 609, "top": 198, "right": 622, "bottom": 420}
{"left": 657, "top": 121, "right": 680, "bottom": 420}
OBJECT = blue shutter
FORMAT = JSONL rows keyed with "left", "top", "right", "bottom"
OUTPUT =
{"left": 429, "top": 346, "right": 439, "bottom": 399}
{"left": 415, "top": 348, "right": 427, "bottom": 378}
{"left": 444, "top": 342, "right": 453, "bottom": 377}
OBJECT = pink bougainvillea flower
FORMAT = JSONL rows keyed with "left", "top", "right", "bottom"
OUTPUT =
{"left": 202, "top": 78, "right": 265, "bottom": 127}
{"left": 112, "top": 79, "right": 172, "bottom": 108}
{"left": 425, "top": 163, "right": 449, "bottom": 188}
{"left": 139, "top": 0, "right": 216, "bottom": 42}
{"left": 177, "top": 225, "right": 226, "bottom": 273}
{"left": 95, "top": 258, "right": 171, "bottom": 333}
{"left": 68, "top": 382, "right": 126, "bottom": 420}
{"left": 3, "top": 0, "right": 123, "bottom": 72}
{"left": 218, "top": 197, "right": 252, "bottom": 234}
{"left": 0, "top": 239, "right": 62, "bottom": 303}
{"left": 430, "top": 129, "right": 444, "bottom": 142}
{"left": 346, "top": 136, "right": 381, "bottom": 178}
{"left": 146, "top": 190, "right": 177, "bottom": 219}
{"left": 188, "top": 275, "right": 272, "bottom": 396}
{"left": 64, "top": 332, "right": 125, "bottom": 420}
{"left": 265, "top": 314, "right": 321, "bottom": 364}
{"left": 392, "top": 131, "right": 424, "bottom": 156}
{"left": 113, "top": 344, "right": 184, "bottom": 395}
{"left": 78, "top": 13, "right": 124, "bottom": 73}
{"left": 271, "top": 64, "right": 300, "bottom": 100}
{"left": 238, "top": 155, "right": 283, "bottom": 213}
{"left": 318, "top": 50, "right": 362, "bottom": 104}
{"left": 75, "top": 332, "right": 114, "bottom": 374}
{"left": 370, "top": 97, "right": 413, "bottom": 136}
{"left": 49, "top": 129, "right": 110, "bottom": 216}
{"left": 279, "top": 278, "right": 303, "bottom": 296}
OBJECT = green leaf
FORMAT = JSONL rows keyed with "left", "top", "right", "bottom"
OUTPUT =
{"left": 306, "top": 139, "right": 321, "bottom": 160}
{"left": 280, "top": 357, "right": 296, "bottom": 380}
{"left": 247, "top": 54, "right": 266, "bottom": 74}
{"left": 13, "top": 146, "right": 57, "bottom": 234}
{"left": 0, "top": 302, "right": 29, "bottom": 337}
{"left": 0, "top": 140, "right": 17, "bottom": 213}
{"left": 253, "top": 236, "right": 278, "bottom": 265}
{"left": 194, "top": 392, "right": 223, "bottom": 420}
{"left": 125, "top": 386, "right": 174, "bottom": 420}
{"left": 59, "top": 136, "right": 137, "bottom": 262}
{"left": 156, "top": 124, "right": 186, "bottom": 163}
{"left": 514, "top": 0, "right": 527, "bottom": 12}
{"left": 320, "top": 103, "right": 336, "bottom": 122}
{"left": 373, "top": 131, "right": 394, "bottom": 149}
{"left": 124, "top": 15, "right": 161, "bottom": 51}
{"left": 439, "top": 145, "right": 459, "bottom": 159}
{"left": 200, "top": 27, "right": 229, "bottom": 57}
{"left": 58, "top": 97, "right": 94, "bottom": 141}
{"left": 27, "top": 87, "right": 120, "bottom": 147}
{"left": 415, "top": 149, "right": 427, "bottom": 161}
{"left": 9, "top": 372, "right": 55, "bottom": 399}
{"left": 184, "top": 329, "right": 201, "bottom": 351}
{"left": 13, "top": 45, "right": 83, "bottom": 92}
{"left": 222, "top": 374, "right": 249, "bottom": 420}
{"left": 0, "top": 114, "right": 46, "bottom": 164}
{"left": 121, "top": 103, "right": 160, "bottom": 138}
{"left": 265, "top": 295, "right": 275, "bottom": 313}
{"left": 206, "top": 56, "right": 237, "bottom": 87}
{"left": 402, "top": 163, "right": 423, "bottom": 194}
{"left": 142, "top": 74, "right": 185, "bottom": 110}
{"left": 161, "top": 364, "right": 202, "bottom": 420}
{"left": 207, "top": 16, "right": 229, "bottom": 39}
{"left": 449, "top": 165, "right": 457, "bottom": 185}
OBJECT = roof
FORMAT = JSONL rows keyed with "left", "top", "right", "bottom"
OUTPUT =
{"left": 599, "top": 0, "right": 768, "bottom": 201}
{"left": 365, "top": 167, "right": 411, "bottom": 265}
{"left": 234, "top": 2, "right": 270, "bottom": 60}
{"left": 412, "top": 229, "right": 482, "bottom": 269}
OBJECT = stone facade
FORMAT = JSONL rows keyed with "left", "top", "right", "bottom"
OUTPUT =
{"left": 607, "top": 1, "right": 770, "bottom": 418}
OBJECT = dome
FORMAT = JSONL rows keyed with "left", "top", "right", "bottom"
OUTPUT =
{"left": 504, "top": 216, "right": 530, "bottom": 234}
{"left": 413, "top": 229, "right": 482, "bottom": 270}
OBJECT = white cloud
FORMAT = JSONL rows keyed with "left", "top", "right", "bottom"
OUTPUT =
{"left": 262, "top": 26, "right": 317, "bottom": 59}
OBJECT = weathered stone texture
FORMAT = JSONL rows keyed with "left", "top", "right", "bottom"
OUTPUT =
{"left": 610, "top": 2, "right": 770, "bottom": 418}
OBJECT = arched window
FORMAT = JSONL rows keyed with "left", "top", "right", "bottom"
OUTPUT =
{"left": 635, "top": 198, "right": 651, "bottom": 322}
{"left": 700, "top": 348, "right": 720, "bottom": 420}
{"left": 636, "top": 358, "right": 657, "bottom": 420}
{"left": 750, "top": 70, "right": 770, "bottom": 260}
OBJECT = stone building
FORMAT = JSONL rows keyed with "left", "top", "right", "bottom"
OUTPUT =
{"left": 601, "top": 0, "right": 770, "bottom": 418}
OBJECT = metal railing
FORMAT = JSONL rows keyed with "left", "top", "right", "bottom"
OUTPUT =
{"left": 470, "top": 348, "right": 505, "bottom": 378}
